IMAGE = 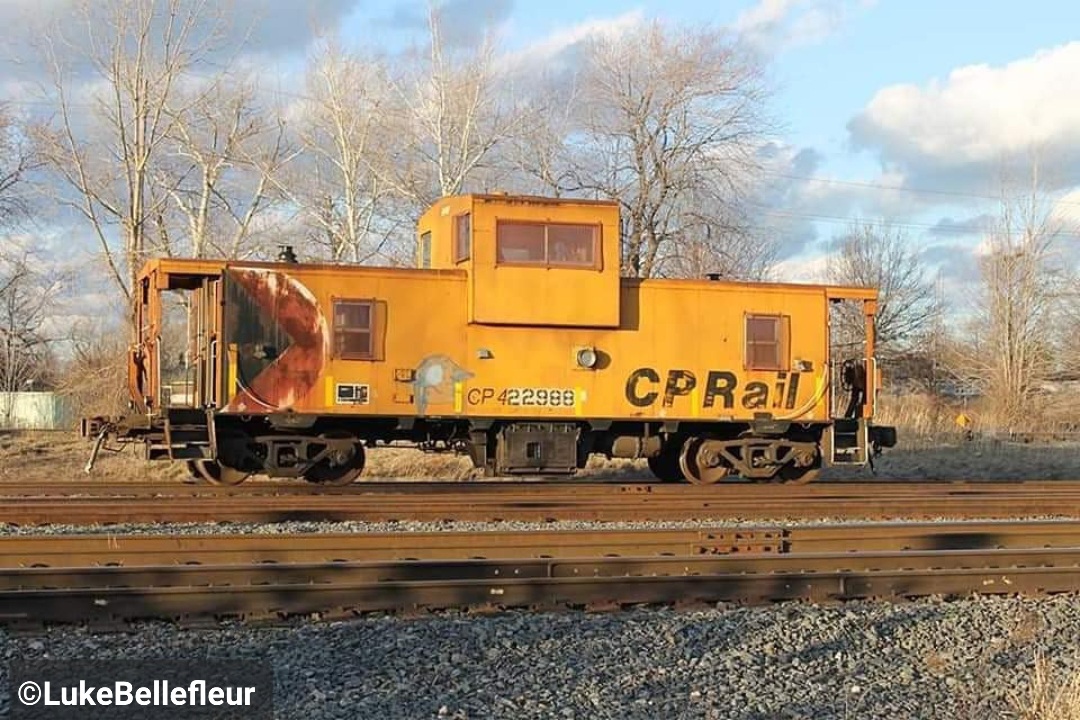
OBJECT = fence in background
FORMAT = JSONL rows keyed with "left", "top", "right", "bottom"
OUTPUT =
{"left": 0, "top": 392, "right": 76, "bottom": 431}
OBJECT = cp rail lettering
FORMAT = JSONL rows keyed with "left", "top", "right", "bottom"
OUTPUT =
{"left": 625, "top": 368, "right": 802, "bottom": 410}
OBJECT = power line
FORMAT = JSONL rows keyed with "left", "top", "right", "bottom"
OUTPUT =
{"left": 753, "top": 205, "right": 1080, "bottom": 240}
{"left": 761, "top": 169, "right": 1080, "bottom": 208}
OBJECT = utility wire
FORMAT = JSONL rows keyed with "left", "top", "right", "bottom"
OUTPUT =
{"left": 752, "top": 206, "right": 1080, "bottom": 240}
{"left": 761, "top": 169, "right": 1080, "bottom": 208}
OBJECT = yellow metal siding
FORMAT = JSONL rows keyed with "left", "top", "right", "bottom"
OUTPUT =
{"left": 273, "top": 269, "right": 832, "bottom": 424}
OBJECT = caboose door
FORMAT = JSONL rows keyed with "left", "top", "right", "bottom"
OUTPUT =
{"left": 220, "top": 266, "right": 326, "bottom": 413}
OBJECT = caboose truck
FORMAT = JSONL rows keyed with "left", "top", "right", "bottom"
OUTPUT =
{"left": 81, "top": 193, "right": 897, "bottom": 485}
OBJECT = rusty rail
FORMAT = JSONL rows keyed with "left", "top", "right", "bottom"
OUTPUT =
{"left": 2, "top": 548, "right": 1080, "bottom": 626}
{"left": 5, "top": 520, "right": 1080, "bottom": 567}
{"left": 2, "top": 479, "right": 1080, "bottom": 497}
{"left": 4, "top": 482, "right": 1080, "bottom": 524}
{"left": 4, "top": 520, "right": 1080, "bottom": 626}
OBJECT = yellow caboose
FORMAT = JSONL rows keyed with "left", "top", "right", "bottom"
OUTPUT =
{"left": 83, "top": 193, "right": 896, "bottom": 485}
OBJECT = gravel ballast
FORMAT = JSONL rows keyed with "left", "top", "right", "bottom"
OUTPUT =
{"left": 0, "top": 595, "right": 1074, "bottom": 719}
{"left": 4, "top": 516, "right": 1080, "bottom": 537}
{"left": 0, "top": 518, "right": 857, "bottom": 536}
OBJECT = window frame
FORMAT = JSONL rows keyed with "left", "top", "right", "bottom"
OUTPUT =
{"left": 453, "top": 213, "right": 471, "bottom": 263}
{"left": 744, "top": 313, "right": 788, "bottom": 371}
{"left": 494, "top": 219, "right": 602, "bottom": 270}
{"left": 332, "top": 298, "right": 376, "bottom": 361}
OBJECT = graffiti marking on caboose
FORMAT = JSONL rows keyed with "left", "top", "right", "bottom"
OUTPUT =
{"left": 625, "top": 368, "right": 801, "bottom": 410}
{"left": 413, "top": 355, "right": 474, "bottom": 414}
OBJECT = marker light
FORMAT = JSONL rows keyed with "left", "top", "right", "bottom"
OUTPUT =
{"left": 576, "top": 347, "right": 598, "bottom": 369}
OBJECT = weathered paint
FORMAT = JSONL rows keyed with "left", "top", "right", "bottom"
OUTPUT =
{"left": 222, "top": 268, "right": 329, "bottom": 413}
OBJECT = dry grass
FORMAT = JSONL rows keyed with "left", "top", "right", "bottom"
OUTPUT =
{"left": 0, "top": 431, "right": 647, "bottom": 484}
{"left": 923, "top": 649, "right": 953, "bottom": 675}
{"left": 1012, "top": 652, "right": 1080, "bottom": 720}
{"left": 1011, "top": 610, "right": 1048, "bottom": 645}
{"left": 878, "top": 391, "right": 1080, "bottom": 447}
{"left": 363, "top": 447, "right": 476, "bottom": 481}
{"left": 875, "top": 393, "right": 982, "bottom": 449}
{"left": 56, "top": 340, "right": 130, "bottom": 421}
{"left": 8, "top": 425, "right": 1080, "bottom": 485}
{"left": 0, "top": 430, "right": 187, "bottom": 483}
{"left": 11, "top": 391, "right": 1080, "bottom": 484}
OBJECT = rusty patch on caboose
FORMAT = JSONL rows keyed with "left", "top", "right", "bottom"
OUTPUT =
{"left": 223, "top": 268, "right": 329, "bottom": 412}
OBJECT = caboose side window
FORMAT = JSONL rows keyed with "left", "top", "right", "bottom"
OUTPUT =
{"left": 745, "top": 315, "right": 785, "bottom": 370}
{"left": 334, "top": 300, "right": 374, "bottom": 360}
{"left": 419, "top": 231, "right": 432, "bottom": 269}
{"left": 454, "top": 213, "right": 471, "bottom": 262}
{"left": 496, "top": 221, "right": 598, "bottom": 268}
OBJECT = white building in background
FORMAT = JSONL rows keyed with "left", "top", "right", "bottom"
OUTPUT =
{"left": 0, "top": 392, "right": 75, "bottom": 430}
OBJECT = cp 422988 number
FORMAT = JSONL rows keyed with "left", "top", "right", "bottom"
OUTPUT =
{"left": 465, "top": 387, "right": 576, "bottom": 407}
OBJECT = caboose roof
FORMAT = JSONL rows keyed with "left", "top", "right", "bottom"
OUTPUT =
{"left": 137, "top": 255, "right": 877, "bottom": 303}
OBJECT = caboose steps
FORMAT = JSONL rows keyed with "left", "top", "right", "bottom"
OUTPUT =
{"left": 825, "top": 419, "right": 869, "bottom": 465}
{"left": 154, "top": 408, "right": 213, "bottom": 461}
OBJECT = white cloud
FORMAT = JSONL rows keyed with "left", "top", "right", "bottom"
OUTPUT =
{"left": 0, "top": 0, "right": 361, "bottom": 83}
{"left": 733, "top": 0, "right": 800, "bottom": 33}
{"left": 771, "top": 253, "right": 830, "bottom": 283}
{"left": 1052, "top": 188, "right": 1080, "bottom": 231}
{"left": 849, "top": 42, "right": 1080, "bottom": 189}
{"left": 733, "top": 0, "right": 873, "bottom": 52}
{"left": 504, "top": 10, "right": 645, "bottom": 68}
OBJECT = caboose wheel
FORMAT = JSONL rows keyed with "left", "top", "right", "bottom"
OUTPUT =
{"left": 303, "top": 434, "right": 366, "bottom": 486}
{"left": 647, "top": 449, "right": 685, "bottom": 483}
{"left": 677, "top": 437, "right": 732, "bottom": 485}
{"left": 188, "top": 459, "right": 251, "bottom": 486}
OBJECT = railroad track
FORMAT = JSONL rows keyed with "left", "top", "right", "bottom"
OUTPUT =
{"left": 4, "top": 520, "right": 1080, "bottom": 626}
{"left": 4, "top": 481, "right": 1080, "bottom": 524}
{"left": 3, "top": 520, "right": 1080, "bottom": 566}
{"left": 3, "top": 479, "right": 1080, "bottom": 497}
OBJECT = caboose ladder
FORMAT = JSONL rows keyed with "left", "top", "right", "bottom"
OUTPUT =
{"left": 150, "top": 407, "right": 213, "bottom": 461}
{"left": 824, "top": 418, "right": 869, "bottom": 466}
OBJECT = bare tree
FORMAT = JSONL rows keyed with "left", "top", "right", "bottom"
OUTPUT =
{"left": 382, "top": 7, "right": 528, "bottom": 210}
{"left": 962, "top": 163, "right": 1065, "bottom": 427}
{"left": 157, "top": 76, "right": 292, "bottom": 260}
{"left": 661, "top": 197, "right": 777, "bottom": 280}
{"left": 0, "top": 105, "right": 51, "bottom": 406}
{"left": 523, "top": 21, "right": 772, "bottom": 279}
{"left": 0, "top": 249, "right": 64, "bottom": 398}
{"left": 0, "top": 104, "right": 40, "bottom": 227}
{"left": 507, "top": 76, "right": 579, "bottom": 199}
{"left": 58, "top": 317, "right": 130, "bottom": 417}
{"left": 827, "top": 221, "right": 943, "bottom": 359}
{"left": 276, "top": 39, "right": 398, "bottom": 263}
{"left": 33, "top": 0, "right": 234, "bottom": 306}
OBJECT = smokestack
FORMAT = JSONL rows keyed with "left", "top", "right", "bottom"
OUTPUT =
{"left": 277, "top": 245, "right": 298, "bottom": 264}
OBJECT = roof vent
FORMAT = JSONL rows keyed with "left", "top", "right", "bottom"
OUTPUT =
{"left": 705, "top": 272, "right": 724, "bottom": 281}
{"left": 277, "top": 245, "right": 298, "bottom": 264}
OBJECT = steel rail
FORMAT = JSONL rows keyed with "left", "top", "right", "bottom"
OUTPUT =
{"left": 4, "top": 480, "right": 1080, "bottom": 498}
{"left": 3, "top": 548, "right": 1080, "bottom": 625}
{"left": 6, "top": 520, "right": 1080, "bottom": 567}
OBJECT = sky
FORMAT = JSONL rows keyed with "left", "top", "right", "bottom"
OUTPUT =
{"left": 342, "top": 0, "right": 1080, "bottom": 293}
{"left": 4, "top": 0, "right": 1080, "bottom": 312}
